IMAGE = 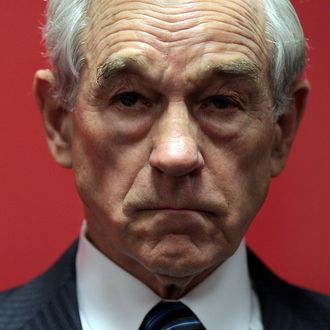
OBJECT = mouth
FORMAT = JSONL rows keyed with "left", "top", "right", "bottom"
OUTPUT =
{"left": 123, "top": 197, "right": 226, "bottom": 219}
{"left": 133, "top": 199, "right": 221, "bottom": 216}
{"left": 140, "top": 207, "right": 215, "bottom": 217}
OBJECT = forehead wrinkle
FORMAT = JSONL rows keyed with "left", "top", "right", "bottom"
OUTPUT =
{"left": 98, "top": 15, "right": 263, "bottom": 44}
{"left": 99, "top": 1, "right": 260, "bottom": 26}
{"left": 84, "top": 0, "right": 270, "bottom": 86}
{"left": 88, "top": 1, "right": 266, "bottom": 39}
{"left": 90, "top": 0, "right": 264, "bottom": 18}
{"left": 87, "top": 20, "right": 267, "bottom": 72}
{"left": 86, "top": 0, "right": 267, "bottom": 44}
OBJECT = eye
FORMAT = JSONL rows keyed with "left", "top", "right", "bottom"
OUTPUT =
{"left": 201, "top": 95, "right": 241, "bottom": 111}
{"left": 117, "top": 92, "right": 141, "bottom": 107}
{"left": 111, "top": 91, "right": 153, "bottom": 112}
{"left": 212, "top": 95, "right": 234, "bottom": 109}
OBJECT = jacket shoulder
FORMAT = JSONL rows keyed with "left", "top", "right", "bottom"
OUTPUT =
{"left": 0, "top": 241, "right": 80, "bottom": 330}
{"left": 248, "top": 249, "right": 330, "bottom": 329}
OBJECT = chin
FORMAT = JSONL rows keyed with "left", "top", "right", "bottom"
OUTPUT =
{"left": 139, "top": 236, "right": 224, "bottom": 279}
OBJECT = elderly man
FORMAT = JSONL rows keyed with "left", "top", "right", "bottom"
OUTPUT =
{"left": 1, "top": 0, "right": 329, "bottom": 329}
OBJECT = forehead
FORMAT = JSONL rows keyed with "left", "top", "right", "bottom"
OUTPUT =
{"left": 83, "top": 0, "right": 269, "bottom": 80}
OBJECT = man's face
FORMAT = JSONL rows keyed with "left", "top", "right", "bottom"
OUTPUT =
{"left": 70, "top": 0, "right": 278, "bottom": 291}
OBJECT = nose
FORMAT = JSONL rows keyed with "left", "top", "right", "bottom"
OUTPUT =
{"left": 149, "top": 105, "right": 204, "bottom": 176}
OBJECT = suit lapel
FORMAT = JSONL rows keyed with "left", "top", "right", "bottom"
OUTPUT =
{"left": 18, "top": 241, "right": 83, "bottom": 330}
{"left": 248, "top": 249, "right": 330, "bottom": 330}
{"left": 21, "top": 279, "right": 82, "bottom": 330}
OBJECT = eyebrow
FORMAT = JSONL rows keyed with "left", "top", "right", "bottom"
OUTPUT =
{"left": 94, "top": 55, "right": 261, "bottom": 97}
{"left": 190, "top": 59, "right": 261, "bottom": 86}
{"left": 96, "top": 55, "right": 149, "bottom": 88}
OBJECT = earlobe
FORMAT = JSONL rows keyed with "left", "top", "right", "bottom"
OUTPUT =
{"left": 33, "top": 69, "right": 73, "bottom": 168}
{"left": 271, "top": 79, "right": 309, "bottom": 177}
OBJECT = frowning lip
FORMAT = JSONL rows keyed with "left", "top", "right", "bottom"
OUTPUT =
{"left": 137, "top": 207, "right": 216, "bottom": 217}
{"left": 124, "top": 198, "right": 225, "bottom": 218}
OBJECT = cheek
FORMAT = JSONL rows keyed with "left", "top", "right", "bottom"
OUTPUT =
{"left": 242, "top": 132, "right": 274, "bottom": 196}
{"left": 207, "top": 121, "right": 275, "bottom": 235}
{"left": 70, "top": 112, "right": 150, "bottom": 217}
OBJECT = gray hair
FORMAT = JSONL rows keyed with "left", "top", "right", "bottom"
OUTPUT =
{"left": 44, "top": 0, "right": 306, "bottom": 115}
{"left": 263, "top": 0, "right": 307, "bottom": 115}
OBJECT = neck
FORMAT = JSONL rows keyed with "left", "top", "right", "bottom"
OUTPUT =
{"left": 150, "top": 266, "right": 219, "bottom": 299}
{"left": 87, "top": 229, "right": 220, "bottom": 299}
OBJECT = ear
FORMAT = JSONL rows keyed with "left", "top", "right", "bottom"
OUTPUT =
{"left": 271, "top": 79, "right": 309, "bottom": 177}
{"left": 33, "top": 69, "right": 73, "bottom": 168}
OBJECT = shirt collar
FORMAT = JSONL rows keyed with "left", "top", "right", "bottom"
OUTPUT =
{"left": 76, "top": 222, "right": 256, "bottom": 330}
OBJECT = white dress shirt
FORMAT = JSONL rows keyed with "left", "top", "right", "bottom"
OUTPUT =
{"left": 76, "top": 223, "right": 263, "bottom": 330}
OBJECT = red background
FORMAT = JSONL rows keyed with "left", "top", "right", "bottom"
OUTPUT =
{"left": 0, "top": 1, "right": 329, "bottom": 293}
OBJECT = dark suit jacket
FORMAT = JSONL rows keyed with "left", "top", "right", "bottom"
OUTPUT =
{"left": 1, "top": 241, "right": 330, "bottom": 330}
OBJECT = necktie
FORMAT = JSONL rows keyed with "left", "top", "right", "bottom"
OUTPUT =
{"left": 139, "top": 301, "right": 206, "bottom": 330}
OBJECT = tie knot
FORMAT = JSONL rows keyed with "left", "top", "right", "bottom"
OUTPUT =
{"left": 139, "top": 301, "right": 206, "bottom": 330}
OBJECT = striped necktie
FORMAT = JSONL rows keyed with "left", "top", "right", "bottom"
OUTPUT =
{"left": 139, "top": 301, "right": 206, "bottom": 330}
